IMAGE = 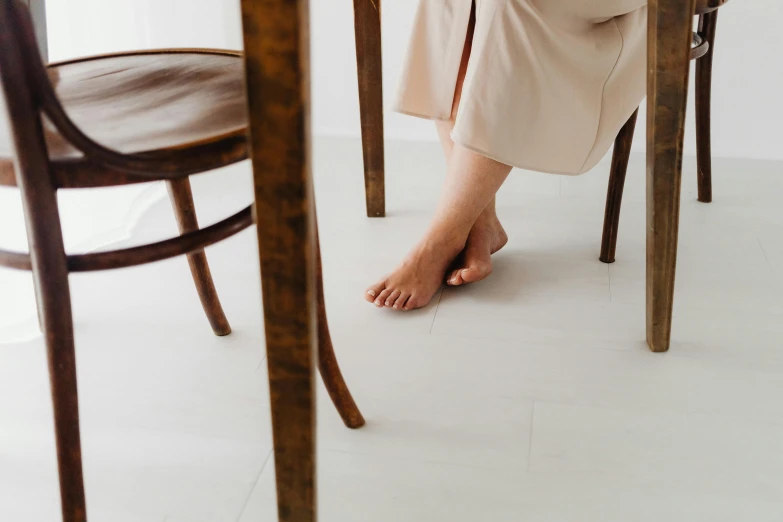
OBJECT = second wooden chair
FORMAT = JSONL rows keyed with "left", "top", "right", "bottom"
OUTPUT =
{"left": 600, "top": 0, "right": 729, "bottom": 263}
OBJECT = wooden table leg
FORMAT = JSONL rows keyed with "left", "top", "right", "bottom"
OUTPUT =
{"left": 646, "top": 0, "right": 697, "bottom": 353}
{"left": 241, "top": 1, "right": 317, "bottom": 520}
{"left": 353, "top": 0, "right": 385, "bottom": 218}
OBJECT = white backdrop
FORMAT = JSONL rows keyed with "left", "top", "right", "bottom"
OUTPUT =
{"left": 311, "top": 0, "right": 783, "bottom": 160}
{"left": 1, "top": 0, "right": 781, "bottom": 341}
{"left": 38, "top": 0, "right": 783, "bottom": 160}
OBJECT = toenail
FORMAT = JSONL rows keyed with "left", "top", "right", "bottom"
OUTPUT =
{"left": 393, "top": 305, "right": 398, "bottom": 309}
{"left": 367, "top": 290, "right": 376, "bottom": 297}
{"left": 385, "top": 301, "right": 391, "bottom": 306}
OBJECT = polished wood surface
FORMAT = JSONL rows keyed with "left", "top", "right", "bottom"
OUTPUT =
{"left": 315, "top": 223, "right": 366, "bottom": 429}
{"left": 168, "top": 177, "right": 234, "bottom": 336}
{"left": 0, "top": 3, "right": 85, "bottom": 520}
{"left": 240, "top": 0, "right": 318, "bottom": 520}
{"left": 600, "top": 108, "right": 638, "bottom": 264}
{"left": 353, "top": 0, "right": 386, "bottom": 218}
{"left": 646, "top": 0, "right": 697, "bottom": 352}
{"left": 0, "top": 205, "right": 253, "bottom": 272}
{"left": 0, "top": 49, "right": 248, "bottom": 187}
{"left": 696, "top": 10, "right": 719, "bottom": 203}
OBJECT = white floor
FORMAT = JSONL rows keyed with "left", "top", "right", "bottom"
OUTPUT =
{"left": 2, "top": 137, "right": 783, "bottom": 521}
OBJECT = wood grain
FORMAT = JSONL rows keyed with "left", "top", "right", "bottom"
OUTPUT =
{"left": 601, "top": 6, "right": 724, "bottom": 263}
{"left": 353, "top": 0, "right": 386, "bottom": 218}
{"left": 646, "top": 0, "right": 697, "bottom": 352}
{"left": 0, "top": 49, "right": 249, "bottom": 186}
{"left": 240, "top": 0, "right": 318, "bottom": 520}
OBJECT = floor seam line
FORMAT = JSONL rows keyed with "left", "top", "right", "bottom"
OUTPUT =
{"left": 235, "top": 448, "right": 273, "bottom": 522}
{"left": 758, "top": 238, "right": 773, "bottom": 269}
{"left": 429, "top": 289, "right": 444, "bottom": 334}
{"left": 527, "top": 400, "right": 535, "bottom": 472}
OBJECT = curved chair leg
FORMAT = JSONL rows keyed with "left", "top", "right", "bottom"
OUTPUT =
{"left": 695, "top": 10, "right": 718, "bottom": 203}
{"left": 24, "top": 184, "right": 86, "bottom": 522}
{"left": 600, "top": 108, "right": 639, "bottom": 264}
{"left": 167, "top": 178, "right": 232, "bottom": 336}
{"left": 315, "top": 227, "right": 365, "bottom": 429}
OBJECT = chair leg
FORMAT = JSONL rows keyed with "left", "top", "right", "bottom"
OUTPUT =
{"left": 167, "top": 178, "right": 232, "bottom": 336}
{"left": 353, "top": 0, "right": 385, "bottom": 218}
{"left": 315, "top": 228, "right": 365, "bottom": 429}
{"left": 24, "top": 188, "right": 87, "bottom": 522}
{"left": 695, "top": 10, "right": 718, "bottom": 203}
{"left": 600, "top": 108, "right": 639, "bottom": 264}
{"left": 646, "top": 0, "right": 694, "bottom": 353}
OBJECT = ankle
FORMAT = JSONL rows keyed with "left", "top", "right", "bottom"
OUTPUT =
{"left": 473, "top": 209, "right": 501, "bottom": 229}
{"left": 420, "top": 226, "right": 468, "bottom": 257}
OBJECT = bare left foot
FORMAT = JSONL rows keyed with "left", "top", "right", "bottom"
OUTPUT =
{"left": 365, "top": 232, "right": 465, "bottom": 311}
{"left": 446, "top": 212, "right": 507, "bottom": 286}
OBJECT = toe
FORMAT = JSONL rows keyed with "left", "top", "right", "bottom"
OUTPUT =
{"left": 365, "top": 281, "right": 386, "bottom": 303}
{"left": 385, "top": 289, "right": 401, "bottom": 308}
{"left": 393, "top": 292, "right": 411, "bottom": 310}
{"left": 446, "top": 269, "right": 464, "bottom": 286}
{"left": 374, "top": 288, "right": 393, "bottom": 307}
{"left": 403, "top": 294, "right": 420, "bottom": 310}
{"left": 459, "top": 264, "right": 492, "bottom": 284}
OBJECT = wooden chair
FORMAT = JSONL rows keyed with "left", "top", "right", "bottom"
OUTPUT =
{"left": 0, "top": 2, "right": 364, "bottom": 521}
{"left": 600, "top": 0, "right": 729, "bottom": 263}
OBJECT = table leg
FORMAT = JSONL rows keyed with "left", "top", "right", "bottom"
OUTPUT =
{"left": 646, "top": 0, "right": 697, "bottom": 353}
{"left": 353, "top": 0, "right": 385, "bottom": 218}
{"left": 241, "top": 1, "right": 317, "bottom": 520}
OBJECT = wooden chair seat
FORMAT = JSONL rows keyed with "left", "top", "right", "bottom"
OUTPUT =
{"left": 0, "top": 49, "right": 248, "bottom": 188}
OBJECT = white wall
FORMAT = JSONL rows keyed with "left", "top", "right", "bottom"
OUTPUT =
{"left": 39, "top": 0, "right": 782, "bottom": 160}
{"left": 313, "top": 0, "right": 783, "bottom": 161}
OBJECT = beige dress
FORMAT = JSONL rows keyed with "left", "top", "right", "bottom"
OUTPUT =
{"left": 395, "top": 0, "right": 648, "bottom": 175}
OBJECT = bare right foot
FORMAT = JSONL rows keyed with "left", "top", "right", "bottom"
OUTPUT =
{"left": 446, "top": 212, "right": 507, "bottom": 286}
{"left": 365, "top": 233, "right": 465, "bottom": 311}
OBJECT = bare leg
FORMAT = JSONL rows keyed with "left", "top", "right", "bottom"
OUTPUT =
{"left": 365, "top": 146, "right": 511, "bottom": 309}
{"left": 437, "top": 123, "right": 507, "bottom": 287}
{"left": 435, "top": 5, "right": 507, "bottom": 287}
{"left": 364, "top": 2, "right": 512, "bottom": 310}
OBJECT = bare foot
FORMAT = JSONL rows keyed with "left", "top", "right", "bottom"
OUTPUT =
{"left": 446, "top": 213, "right": 507, "bottom": 286}
{"left": 365, "top": 234, "right": 464, "bottom": 311}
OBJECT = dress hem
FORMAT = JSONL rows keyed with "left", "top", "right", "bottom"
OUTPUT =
{"left": 452, "top": 135, "right": 588, "bottom": 176}
{"left": 393, "top": 105, "right": 590, "bottom": 176}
